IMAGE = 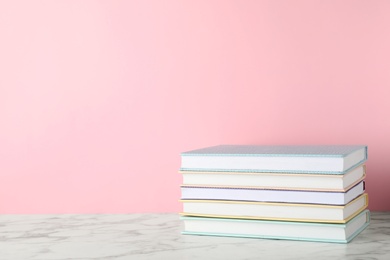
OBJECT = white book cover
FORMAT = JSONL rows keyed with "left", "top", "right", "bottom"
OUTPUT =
{"left": 181, "top": 145, "right": 367, "bottom": 174}
{"left": 181, "top": 181, "right": 365, "bottom": 205}
{"left": 180, "top": 164, "right": 366, "bottom": 191}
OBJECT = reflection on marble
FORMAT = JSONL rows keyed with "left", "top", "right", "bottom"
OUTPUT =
{"left": 0, "top": 212, "right": 389, "bottom": 260}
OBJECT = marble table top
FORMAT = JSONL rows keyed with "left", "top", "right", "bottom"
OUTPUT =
{"left": 0, "top": 212, "right": 389, "bottom": 260}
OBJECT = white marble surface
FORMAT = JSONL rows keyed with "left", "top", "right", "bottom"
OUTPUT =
{"left": 0, "top": 212, "right": 389, "bottom": 260}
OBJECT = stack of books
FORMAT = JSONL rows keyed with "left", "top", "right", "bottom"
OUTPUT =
{"left": 179, "top": 145, "right": 369, "bottom": 243}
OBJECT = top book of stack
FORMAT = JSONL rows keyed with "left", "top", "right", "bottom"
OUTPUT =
{"left": 180, "top": 145, "right": 367, "bottom": 174}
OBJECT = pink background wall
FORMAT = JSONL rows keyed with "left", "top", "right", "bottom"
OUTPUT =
{"left": 1, "top": 0, "right": 389, "bottom": 213}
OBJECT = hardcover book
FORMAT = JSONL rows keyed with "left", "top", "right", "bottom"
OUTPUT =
{"left": 181, "top": 145, "right": 367, "bottom": 174}
{"left": 180, "top": 193, "right": 368, "bottom": 223}
{"left": 182, "top": 210, "right": 370, "bottom": 243}
{"left": 180, "top": 165, "right": 365, "bottom": 191}
{"left": 181, "top": 181, "right": 365, "bottom": 205}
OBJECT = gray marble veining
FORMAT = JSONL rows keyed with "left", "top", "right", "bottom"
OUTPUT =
{"left": 0, "top": 212, "right": 389, "bottom": 260}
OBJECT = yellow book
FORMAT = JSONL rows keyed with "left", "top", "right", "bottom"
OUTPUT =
{"left": 180, "top": 193, "right": 368, "bottom": 223}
